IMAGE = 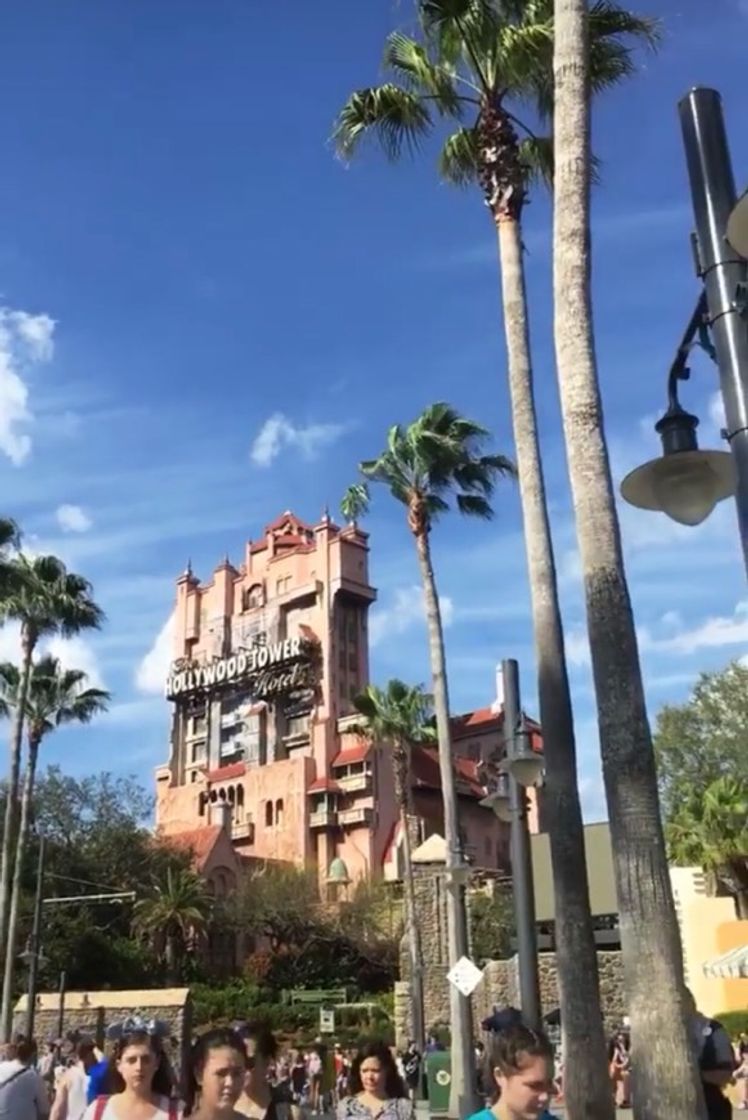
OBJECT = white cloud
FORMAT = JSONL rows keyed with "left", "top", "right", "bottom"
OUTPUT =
{"left": 45, "top": 634, "right": 106, "bottom": 690}
{"left": 708, "top": 391, "right": 726, "bottom": 435}
{"left": 55, "top": 504, "right": 92, "bottom": 533}
{"left": 0, "top": 307, "right": 56, "bottom": 465}
{"left": 565, "top": 627, "right": 591, "bottom": 668}
{"left": 250, "top": 412, "right": 347, "bottom": 467}
{"left": 135, "top": 612, "right": 175, "bottom": 695}
{"left": 369, "top": 585, "right": 454, "bottom": 647}
{"left": 656, "top": 599, "right": 748, "bottom": 655}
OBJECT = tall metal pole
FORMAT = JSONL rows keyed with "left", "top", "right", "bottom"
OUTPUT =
{"left": 679, "top": 87, "right": 748, "bottom": 575}
{"left": 503, "top": 660, "right": 541, "bottom": 1031}
{"left": 25, "top": 836, "right": 45, "bottom": 1040}
{"left": 57, "top": 971, "right": 66, "bottom": 1041}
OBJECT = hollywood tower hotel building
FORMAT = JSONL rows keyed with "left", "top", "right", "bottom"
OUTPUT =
{"left": 155, "top": 510, "right": 399, "bottom": 883}
{"left": 156, "top": 509, "right": 514, "bottom": 886}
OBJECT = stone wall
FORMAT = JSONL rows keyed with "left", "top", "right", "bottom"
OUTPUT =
{"left": 396, "top": 860, "right": 626, "bottom": 1046}
{"left": 12, "top": 989, "right": 193, "bottom": 1074}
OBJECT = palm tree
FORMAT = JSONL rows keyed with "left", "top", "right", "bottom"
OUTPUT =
{"left": 343, "top": 402, "right": 514, "bottom": 1114}
{"left": 352, "top": 678, "right": 436, "bottom": 1057}
{"left": 0, "top": 655, "right": 110, "bottom": 1035}
{"left": 551, "top": 3, "right": 704, "bottom": 1117}
{"left": 667, "top": 776, "right": 748, "bottom": 918}
{"left": 0, "top": 553, "right": 104, "bottom": 986}
{"left": 0, "top": 518, "right": 20, "bottom": 605}
{"left": 133, "top": 865, "right": 212, "bottom": 983}
{"left": 333, "top": 6, "right": 654, "bottom": 1115}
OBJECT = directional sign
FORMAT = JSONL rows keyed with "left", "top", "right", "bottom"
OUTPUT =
{"left": 447, "top": 956, "right": 484, "bottom": 997}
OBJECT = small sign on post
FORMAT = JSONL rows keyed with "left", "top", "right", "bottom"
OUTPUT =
{"left": 447, "top": 956, "right": 484, "bottom": 997}
{"left": 319, "top": 1007, "right": 335, "bottom": 1034}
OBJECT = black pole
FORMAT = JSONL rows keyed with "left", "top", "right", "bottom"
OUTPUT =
{"left": 25, "top": 836, "right": 45, "bottom": 1040}
{"left": 679, "top": 87, "right": 748, "bottom": 576}
{"left": 502, "top": 660, "right": 541, "bottom": 1032}
{"left": 57, "top": 971, "right": 66, "bottom": 1041}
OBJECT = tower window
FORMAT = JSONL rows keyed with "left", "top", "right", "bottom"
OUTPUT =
{"left": 265, "top": 800, "right": 274, "bottom": 827}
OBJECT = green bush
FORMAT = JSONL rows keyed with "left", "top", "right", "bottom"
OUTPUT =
{"left": 715, "top": 1009, "right": 748, "bottom": 1037}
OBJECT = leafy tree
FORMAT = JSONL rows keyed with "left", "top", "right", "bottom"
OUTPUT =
{"left": 552, "top": 1, "right": 703, "bottom": 1115}
{"left": 334, "top": 6, "right": 655, "bottom": 1114}
{"left": 469, "top": 885, "right": 514, "bottom": 964}
{"left": 0, "top": 551, "right": 104, "bottom": 1012}
{"left": 0, "top": 656, "right": 110, "bottom": 1031}
{"left": 654, "top": 660, "right": 748, "bottom": 818}
{"left": 0, "top": 519, "right": 20, "bottom": 596}
{"left": 353, "top": 679, "right": 435, "bottom": 1051}
{"left": 343, "top": 401, "right": 513, "bottom": 1109}
{"left": 133, "top": 865, "right": 213, "bottom": 984}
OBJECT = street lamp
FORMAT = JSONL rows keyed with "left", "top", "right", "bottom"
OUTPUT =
{"left": 481, "top": 661, "right": 542, "bottom": 1032}
{"left": 621, "top": 297, "right": 736, "bottom": 526}
{"left": 727, "top": 191, "right": 748, "bottom": 259}
{"left": 622, "top": 88, "right": 748, "bottom": 577}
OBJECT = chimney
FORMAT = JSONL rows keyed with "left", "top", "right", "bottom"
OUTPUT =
{"left": 490, "top": 663, "right": 504, "bottom": 714}
{"left": 211, "top": 799, "right": 233, "bottom": 833}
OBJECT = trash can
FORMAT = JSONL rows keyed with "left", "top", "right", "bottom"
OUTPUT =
{"left": 425, "top": 1051, "right": 452, "bottom": 1114}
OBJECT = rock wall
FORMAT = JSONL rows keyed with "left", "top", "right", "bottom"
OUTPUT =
{"left": 396, "top": 863, "right": 625, "bottom": 1046}
{"left": 12, "top": 989, "right": 193, "bottom": 1075}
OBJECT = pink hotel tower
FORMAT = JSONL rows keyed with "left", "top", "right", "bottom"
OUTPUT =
{"left": 155, "top": 510, "right": 514, "bottom": 887}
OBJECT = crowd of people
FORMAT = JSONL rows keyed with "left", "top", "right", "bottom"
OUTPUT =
{"left": 0, "top": 1003, "right": 746, "bottom": 1120}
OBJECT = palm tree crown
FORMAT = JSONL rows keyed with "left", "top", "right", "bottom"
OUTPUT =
{"left": 133, "top": 865, "right": 212, "bottom": 947}
{"left": 343, "top": 401, "right": 515, "bottom": 537}
{"left": 0, "top": 554, "right": 105, "bottom": 650}
{"left": 353, "top": 679, "right": 437, "bottom": 793}
{"left": 0, "top": 655, "right": 110, "bottom": 745}
{"left": 333, "top": 0, "right": 656, "bottom": 221}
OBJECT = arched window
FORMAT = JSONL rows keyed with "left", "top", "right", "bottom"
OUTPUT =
{"left": 265, "top": 800, "right": 274, "bottom": 827}
{"left": 237, "top": 786, "right": 245, "bottom": 809}
{"left": 228, "top": 785, "right": 236, "bottom": 804}
{"left": 275, "top": 799, "right": 284, "bottom": 827}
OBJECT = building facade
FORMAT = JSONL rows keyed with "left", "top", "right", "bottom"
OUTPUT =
{"left": 156, "top": 510, "right": 515, "bottom": 886}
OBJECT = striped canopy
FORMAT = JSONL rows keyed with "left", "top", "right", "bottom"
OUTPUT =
{"left": 702, "top": 945, "right": 748, "bottom": 979}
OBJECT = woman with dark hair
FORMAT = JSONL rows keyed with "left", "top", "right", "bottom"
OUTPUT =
{"left": 183, "top": 1030, "right": 246, "bottom": 1120}
{"left": 233, "top": 1024, "right": 278, "bottom": 1120}
{"left": 467, "top": 1025, "right": 555, "bottom": 1120}
{"left": 81, "top": 1020, "right": 179, "bottom": 1120}
{"left": 337, "top": 1043, "right": 411, "bottom": 1120}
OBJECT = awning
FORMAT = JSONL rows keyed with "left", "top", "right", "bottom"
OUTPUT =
{"left": 702, "top": 945, "right": 748, "bottom": 979}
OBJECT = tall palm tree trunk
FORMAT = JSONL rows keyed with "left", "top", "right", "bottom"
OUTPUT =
{"left": 395, "top": 750, "right": 426, "bottom": 1056}
{"left": 552, "top": 3, "right": 705, "bottom": 1117}
{"left": 0, "top": 736, "right": 39, "bottom": 1038}
{"left": 0, "top": 632, "right": 33, "bottom": 963}
{"left": 496, "top": 216, "right": 612, "bottom": 1120}
{"left": 412, "top": 527, "right": 475, "bottom": 1119}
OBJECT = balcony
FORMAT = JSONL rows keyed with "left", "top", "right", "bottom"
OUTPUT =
{"left": 310, "top": 809, "right": 338, "bottom": 829}
{"left": 232, "top": 820, "right": 255, "bottom": 842}
{"left": 336, "top": 773, "right": 372, "bottom": 794}
{"left": 338, "top": 807, "right": 374, "bottom": 827}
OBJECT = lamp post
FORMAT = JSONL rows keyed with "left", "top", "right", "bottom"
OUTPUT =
{"left": 620, "top": 88, "right": 748, "bottom": 576}
{"left": 481, "top": 660, "right": 542, "bottom": 1031}
{"left": 20, "top": 837, "right": 46, "bottom": 1040}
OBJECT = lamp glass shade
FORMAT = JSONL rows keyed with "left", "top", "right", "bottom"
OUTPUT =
{"left": 508, "top": 752, "right": 545, "bottom": 788}
{"left": 480, "top": 790, "right": 512, "bottom": 823}
{"left": 620, "top": 449, "right": 735, "bottom": 527}
{"left": 326, "top": 857, "right": 350, "bottom": 885}
{"left": 727, "top": 192, "right": 748, "bottom": 259}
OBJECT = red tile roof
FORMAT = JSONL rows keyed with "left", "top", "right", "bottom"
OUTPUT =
{"left": 307, "top": 777, "right": 343, "bottom": 794}
{"left": 331, "top": 742, "right": 371, "bottom": 767}
{"left": 166, "top": 825, "right": 222, "bottom": 870}
{"left": 410, "top": 745, "right": 486, "bottom": 799}
{"left": 450, "top": 707, "right": 502, "bottom": 739}
{"left": 206, "top": 762, "right": 246, "bottom": 782}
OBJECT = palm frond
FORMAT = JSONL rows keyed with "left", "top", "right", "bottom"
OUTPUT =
{"left": 518, "top": 135, "right": 553, "bottom": 188}
{"left": 588, "top": 1, "right": 660, "bottom": 48}
{"left": 383, "top": 31, "right": 463, "bottom": 116}
{"left": 455, "top": 493, "right": 495, "bottom": 519}
{"left": 340, "top": 483, "right": 370, "bottom": 524}
{"left": 420, "top": 0, "right": 502, "bottom": 89}
{"left": 332, "top": 84, "right": 433, "bottom": 162}
{"left": 439, "top": 127, "right": 480, "bottom": 186}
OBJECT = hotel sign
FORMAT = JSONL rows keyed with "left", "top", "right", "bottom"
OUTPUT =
{"left": 166, "top": 637, "right": 314, "bottom": 701}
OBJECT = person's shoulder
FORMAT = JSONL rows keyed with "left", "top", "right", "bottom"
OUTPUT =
{"left": 465, "top": 1108, "right": 493, "bottom": 1120}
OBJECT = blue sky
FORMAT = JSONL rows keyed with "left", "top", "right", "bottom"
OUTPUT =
{"left": 1, "top": 0, "right": 747, "bottom": 822}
